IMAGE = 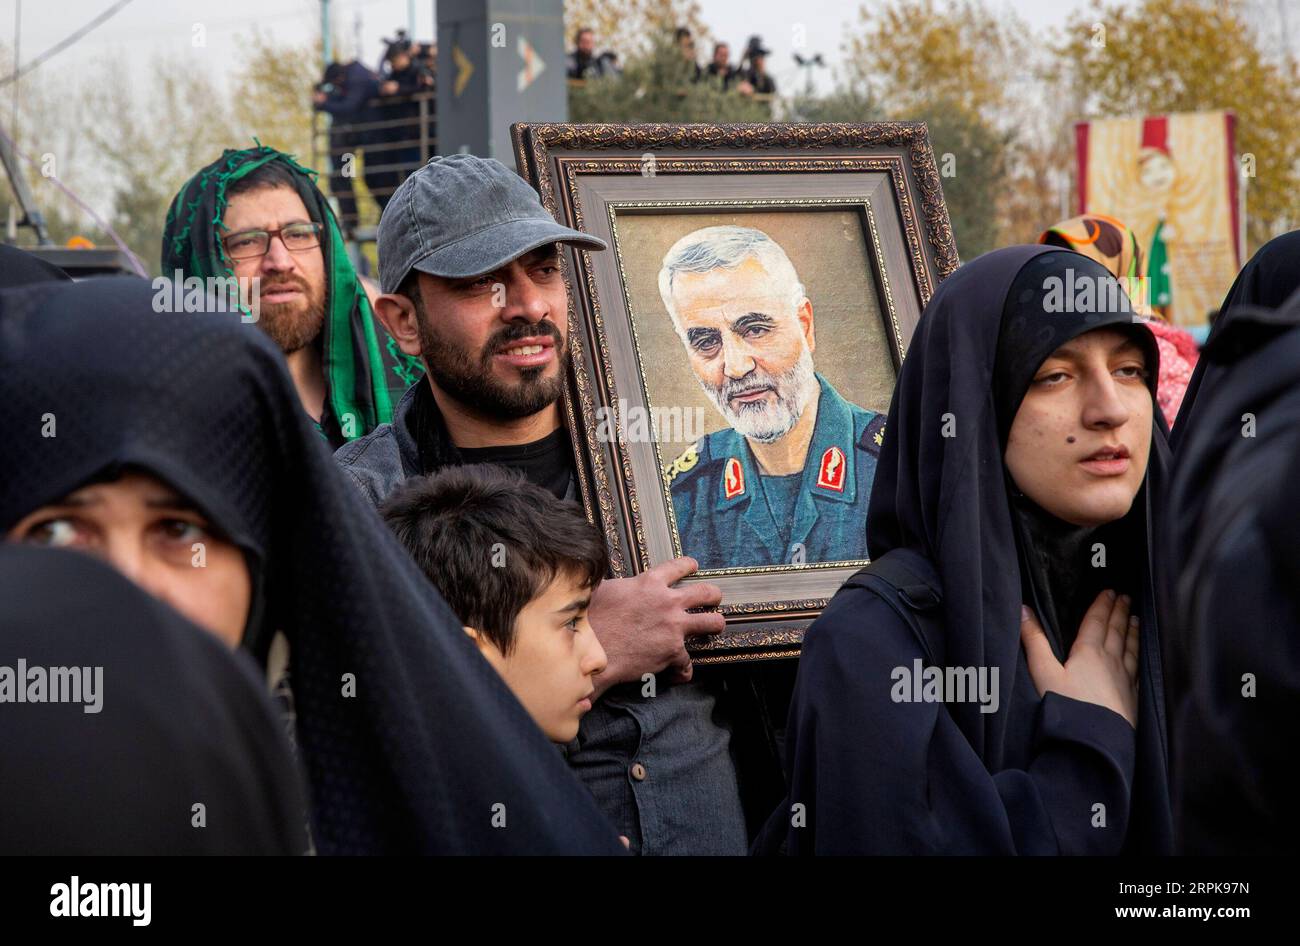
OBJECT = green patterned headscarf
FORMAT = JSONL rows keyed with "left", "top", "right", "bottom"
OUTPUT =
{"left": 162, "top": 143, "right": 422, "bottom": 444}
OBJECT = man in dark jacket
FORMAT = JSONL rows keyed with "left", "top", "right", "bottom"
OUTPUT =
{"left": 370, "top": 33, "right": 434, "bottom": 207}
{"left": 704, "top": 42, "right": 737, "bottom": 90}
{"left": 738, "top": 36, "right": 776, "bottom": 96}
{"left": 567, "top": 28, "right": 618, "bottom": 79}
{"left": 313, "top": 60, "right": 380, "bottom": 230}
{"left": 335, "top": 154, "right": 750, "bottom": 855}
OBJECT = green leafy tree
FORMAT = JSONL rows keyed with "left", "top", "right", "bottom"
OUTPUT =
{"left": 784, "top": 87, "right": 883, "bottom": 124}
{"left": 568, "top": 32, "right": 770, "bottom": 123}
{"left": 841, "top": 0, "right": 1026, "bottom": 123}
{"left": 230, "top": 29, "right": 319, "bottom": 161}
{"left": 839, "top": 0, "right": 1021, "bottom": 257}
{"left": 920, "top": 99, "right": 1010, "bottom": 258}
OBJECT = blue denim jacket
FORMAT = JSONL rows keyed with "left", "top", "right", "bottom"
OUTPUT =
{"left": 334, "top": 381, "right": 748, "bottom": 855}
{"left": 565, "top": 680, "right": 747, "bottom": 855}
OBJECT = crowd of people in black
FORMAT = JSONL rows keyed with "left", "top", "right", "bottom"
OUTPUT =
{"left": 0, "top": 109, "right": 1297, "bottom": 859}
{"left": 312, "top": 30, "right": 436, "bottom": 228}
{"left": 567, "top": 25, "right": 777, "bottom": 97}
{"left": 314, "top": 24, "right": 778, "bottom": 235}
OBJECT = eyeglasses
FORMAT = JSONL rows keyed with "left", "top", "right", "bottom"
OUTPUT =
{"left": 222, "top": 222, "right": 322, "bottom": 260}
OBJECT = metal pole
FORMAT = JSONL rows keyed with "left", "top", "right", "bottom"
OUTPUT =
{"left": 0, "top": 120, "right": 52, "bottom": 244}
{"left": 419, "top": 95, "right": 430, "bottom": 163}
{"left": 321, "top": 0, "right": 332, "bottom": 67}
{"left": 12, "top": 0, "right": 21, "bottom": 149}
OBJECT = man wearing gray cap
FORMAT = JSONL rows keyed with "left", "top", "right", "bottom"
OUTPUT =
{"left": 334, "top": 154, "right": 748, "bottom": 855}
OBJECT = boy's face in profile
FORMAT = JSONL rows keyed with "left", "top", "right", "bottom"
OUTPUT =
{"left": 469, "top": 569, "right": 607, "bottom": 743}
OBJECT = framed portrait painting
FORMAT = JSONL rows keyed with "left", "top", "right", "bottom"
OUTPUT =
{"left": 511, "top": 122, "right": 958, "bottom": 662}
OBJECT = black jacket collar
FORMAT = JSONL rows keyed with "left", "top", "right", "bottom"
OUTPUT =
{"left": 394, "top": 380, "right": 463, "bottom": 475}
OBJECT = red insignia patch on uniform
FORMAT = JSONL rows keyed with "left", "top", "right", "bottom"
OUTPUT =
{"left": 817, "top": 446, "right": 846, "bottom": 492}
{"left": 723, "top": 457, "right": 745, "bottom": 499}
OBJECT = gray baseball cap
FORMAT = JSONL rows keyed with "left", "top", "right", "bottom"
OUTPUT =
{"left": 377, "top": 154, "right": 608, "bottom": 292}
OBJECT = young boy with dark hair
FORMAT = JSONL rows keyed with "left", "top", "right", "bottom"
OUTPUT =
{"left": 381, "top": 464, "right": 609, "bottom": 743}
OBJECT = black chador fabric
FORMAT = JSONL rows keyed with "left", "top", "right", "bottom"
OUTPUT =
{"left": 995, "top": 255, "right": 1162, "bottom": 660}
{"left": 1160, "top": 292, "right": 1300, "bottom": 854}
{"left": 1171, "top": 229, "right": 1300, "bottom": 452}
{"left": 0, "top": 278, "right": 625, "bottom": 856}
{"left": 760, "top": 247, "right": 1172, "bottom": 855}
{"left": 0, "top": 545, "right": 307, "bottom": 855}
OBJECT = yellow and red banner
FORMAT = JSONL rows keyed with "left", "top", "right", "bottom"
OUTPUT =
{"left": 1075, "top": 111, "right": 1240, "bottom": 328}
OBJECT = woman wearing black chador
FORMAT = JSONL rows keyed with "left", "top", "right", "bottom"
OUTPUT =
{"left": 757, "top": 247, "right": 1172, "bottom": 855}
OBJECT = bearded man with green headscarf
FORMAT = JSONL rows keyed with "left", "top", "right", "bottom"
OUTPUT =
{"left": 163, "top": 144, "right": 421, "bottom": 447}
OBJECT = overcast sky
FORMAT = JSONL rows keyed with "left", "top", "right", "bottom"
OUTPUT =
{"left": 6, "top": 0, "right": 1119, "bottom": 99}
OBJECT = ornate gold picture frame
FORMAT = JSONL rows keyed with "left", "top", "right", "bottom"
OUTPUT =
{"left": 511, "top": 122, "right": 958, "bottom": 662}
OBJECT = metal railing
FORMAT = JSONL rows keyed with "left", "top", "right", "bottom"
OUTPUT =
{"left": 311, "top": 89, "right": 437, "bottom": 239}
